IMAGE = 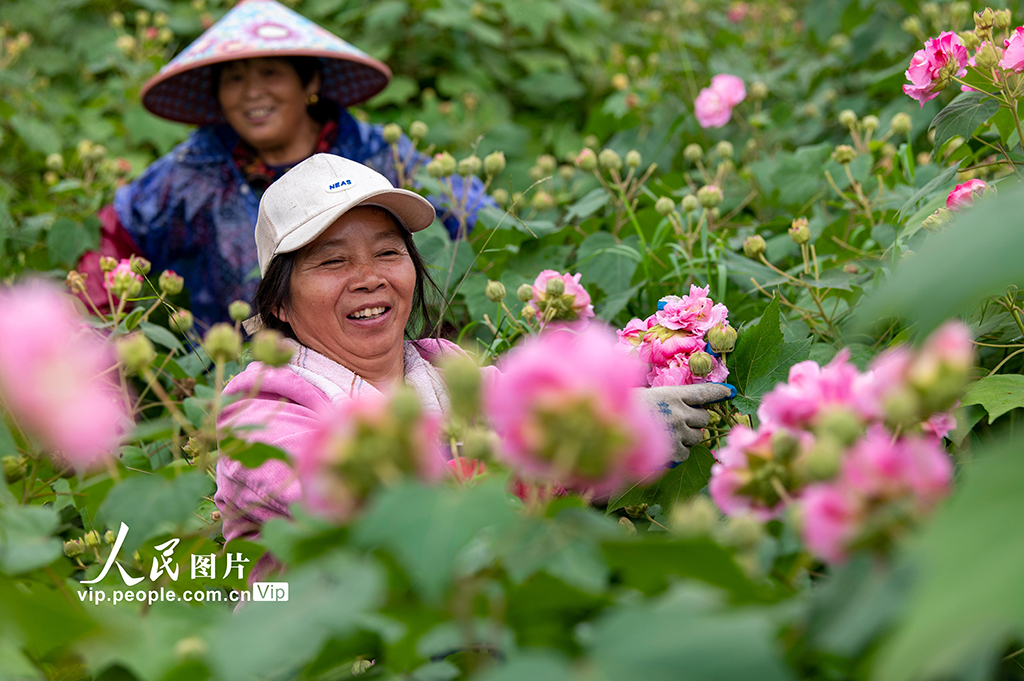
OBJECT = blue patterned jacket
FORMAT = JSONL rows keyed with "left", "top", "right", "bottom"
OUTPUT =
{"left": 113, "top": 108, "right": 489, "bottom": 326}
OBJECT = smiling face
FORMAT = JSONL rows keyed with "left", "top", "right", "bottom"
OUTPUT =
{"left": 278, "top": 206, "right": 417, "bottom": 387}
{"left": 217, "top": 57, "right": 321, "bottom": 165}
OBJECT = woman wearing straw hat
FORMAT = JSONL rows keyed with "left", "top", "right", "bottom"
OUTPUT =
{"left": 79, "top": 0, "right": 489, "bottom": 326}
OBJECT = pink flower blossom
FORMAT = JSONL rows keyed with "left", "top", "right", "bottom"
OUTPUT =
{"left": 757, "top": 350, "right": 873, "bottom": 429}
{"left": 1001, "top": 26, "right": 1024, "bottom": 72}
{"left": 616, "top": 315, "right": 656, "bottom": 353}
{"left": 726, "top": 2, "right": 749, "bottom": 23}
{"left": 801, "top": 483, "right": 861, "bottom": 563}
{"left": 637, "top": 327, "right": 705, "bottom": 366}
{"left": 693, "top": 87, "right": 732, "bottom": 129}
{"left": 923, "top": 410, "right": 957, "bottom": 441}
{"left": 903, "top": 31, "right": 969, "bottom": 106}
{"left": 648, "top": 352, "right": 729, "bottom": 387}
{"left": 946, "top": 179, "right": 987, "bottom": 210}
{"left": 708, "top": 424, "right": 792, "bottom": 520}
{"left": 0, "top": 280, "right": 127, "bottom": 471}
{"left": 710, "top": 74, "right": 747, "bottom": 106}
{"left": 530, "top": 270, "right": 595, "bottom": 321}
{"left": 655, "top": 285, "right": 729, "bottom": 335}
{"left": 484, "top": 324, "right": 671, "bottom": 497}
{"left": 295, "top": 392, "right": 445, "bottom": 521}
{"left": 842, "top": 424, "right": 952, "bottom": 507}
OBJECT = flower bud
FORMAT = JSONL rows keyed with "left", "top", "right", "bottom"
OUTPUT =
{"left": 210, "top": 510, "right": 221, "bottom": 522}
{"left": 170, "top": 309, "right": 194, "bottom": 334}
{"left": 688, "top": 350, "right": 714, "bottom": 377}
{"left": 974, "top": 7, "right": 994, "bottom": 31}
{"left": 3, "top": 455, "right": 27, "bottom": 483}
{"left": 995, "top": 9, "right": 1012, "bottom": 30}
{"left": 483, "top": 150, "right": 506, "bottom": 176}
{"left": 625, "top": 149, "right": 642, "bottom": 168}
{"left": 707, "top": 323, "right": 737, "bottom": 353}
{"left": 838, "top": 109, "right": 858, "bottom": 129}
{"left": 228, "top": 300, "right": 251, "bottom": 322}
{"left": 174, "top": 637, "right": 208, "bottom": 662}
{"left": 574, "top": 148, "right": 598, "bottom": 171}
{"left": 697, "top": 184, "right": 723, "bottom": 208}
{"left": 681, "top": 194, "right": 700, "bottom": 212}
{"left": 115, "top": 35, "right": 137, "bottom": 54}
{"left": 655, "top": 196, "right": 675, "bottom": 216}
{"left": 598, "top": 148, "right": 623, "bottom": 172}
{"left": 828, "top": 34, "right": 850, "bottom": 50}
{"left": 789, "top": 217, "right": 811, "bottom": 245}
{"left": 749, "top": 80, "right": 769, "bottom": 100}
{"left": 975, "top": 42, "right": 1001, "bottom": 70}
{"left": 84, "top": 530, "right": 101, "bottom": 548}
{"left": 558, "top": 164, "right": 575, "bottom": 181}
{"left": 457, "top": 155, "right": 482, "bottom": 177}
{"left": 409, "top": 120, "right": 428, "bottom": 140}
{"left": 528, "top": 164, "right": 545, "bottom": 182}
{"left": 611, "top": 73, "right": 629, "bottom": 91}
{"left": 427, "top": 152, "right": 456, "bottom": 178}
{"left": 130, "top": 256, "right": 151, "bottom": 276}
{"left": 485, "top": 280, "right": 506, "bottom": 302}
{"left": 104, "top": 530, "right": 116, "bottom": 544}
{"left": 831, "top": 144, "right": 856, "bottom": 164}
{"left": 251, "top": 329, "right": 294, "bottom": 367}
{"left": 352, "top": 660, "right": 375, "bottom": 676}
{"left": 536, "top": 154, "right": 557, "bottom": 174}
{"left": 922, "top": 207, "right": 953, "bottom": 232}
{"left": 714, "top": 141, "right": 734, "bottom": 160}
{"left": 158, "top": 270, "right": 184, "bottom": 296}
{"left": 530, "top": 190, "right": 555, "bottom": 211}
{"left": 861, "top": 115, "right": 879, "bottom": 134}
{"left": 390, "top": 385, "right": 422, "bottom": 425}
{"left": 44, "top": 171, "right": 58, "bottom": 185}
{"left": 117, "top": 333, "right": 156, "bottom": 374}
{"left": 135, "top": 9, "right": 151, "bottom": 25}
{"left": 109, "top": 11, "right": 125, "bottom": 27}
{"left": 545, "top": 277, "right": 566, "bottom": 297}
{"left": 99, "top": 255, "right": 117, "bottom": 273}
{"left": 65, "top": 270, "right": 88, "bottom": 295}
{"left": 492, "top": 188, "right": 509, "bottom": 207}
{"left": 443, "top": 354, "right": 481, "bottom": 422}
{"left": 64, "top": 538, "right": 85, "bottom": 558}
{"left": 517, "top": 283, "right": 534, "bottom": 302}
{"left": 960, "top": 30, "right": 981, "bottom": 51}
{"left": 382, "top": 123, "right": 402, "bottom": 145}
{"left": 800, "top": 437, "right": 842, "bottom": 481}
{"left": 891, "top": 112, "right": 912, "bottom": 136}
{"left": 203, "top": 323, "right": 241, "bottom": 363}
{"left": 669, "top": 496, "right": 719, "bottom": 537}
{"left": 719, "top": 514, "right": 763, "bottom": 551}
{"left": 683, "top": 143, "right": 703, "bottom": 163}
{"left": 743, "top": 234, "right": 767, "bottom": 259}
{"left": 45, "top": 153, "right": 64, "bottom": 171}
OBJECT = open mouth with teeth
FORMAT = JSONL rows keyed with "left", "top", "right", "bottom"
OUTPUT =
{"left": 348, "top": 306, "right": 390, "bottom": 320}
{"left": 245, "top": 107, "right": 274, "bottom": 120}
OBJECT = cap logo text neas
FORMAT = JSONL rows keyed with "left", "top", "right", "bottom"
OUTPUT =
{"left": 326, "top": 179, "right": 353, "bottom": 192}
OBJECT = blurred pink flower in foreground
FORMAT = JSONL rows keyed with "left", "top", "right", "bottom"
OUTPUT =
{"left": 946, "top": 179, "right": 987, "bottom": 211}
{"left": 0, "top": 280, "right": 127, "bottom": 471}
{"left": 903, "top": 31, "right": 968, "bottom": 106}
{"left": 694, "top": 74, "right": 746, "bottom": 128}
{"left": 485, "top": 324, "right": 670, "bottom": 497}
{"left": 1000, "top": 26, "right": 1024, "bottom": 72}
{"left": 295, "top": 391, "right": 445, "bottom": 521}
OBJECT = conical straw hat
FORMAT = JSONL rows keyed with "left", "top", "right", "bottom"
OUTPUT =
{"left": 141, "top": 0, "right": 391, "bottom": 125}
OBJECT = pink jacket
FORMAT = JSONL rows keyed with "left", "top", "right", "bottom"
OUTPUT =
{"left": 213, "top": 337, "right": 492, "bottom": 583}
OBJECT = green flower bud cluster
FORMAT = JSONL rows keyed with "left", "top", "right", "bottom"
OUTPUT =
{"left": 789, "top": 217, "right": 811, "bottom": 245}
{"left": 203, "top": 323, "right": 241, "bottom": 364}
{"left": 251, "top": 329, "right": 294, "bottom": 367}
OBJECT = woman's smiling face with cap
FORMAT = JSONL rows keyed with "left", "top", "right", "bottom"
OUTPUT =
{"left": 278, "top": 206, "right": 417, "bottom": 387}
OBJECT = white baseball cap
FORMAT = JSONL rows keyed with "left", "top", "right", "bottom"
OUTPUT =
{"left": 255, "top": 153, "right": 437, "bottom": 277}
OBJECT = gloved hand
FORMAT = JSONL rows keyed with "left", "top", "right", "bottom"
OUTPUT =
{"left": 637, "top": 383, "right": 736, "bottom": 464}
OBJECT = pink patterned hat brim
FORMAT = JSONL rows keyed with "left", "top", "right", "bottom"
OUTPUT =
{"left": 141, "top": 0, "right": 391, "bottom": 125}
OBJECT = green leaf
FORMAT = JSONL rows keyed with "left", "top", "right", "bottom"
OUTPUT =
{"left": 732, "top": 337, "right": 812, "bottom": 415}
{"left": 9, "top": 114, "right": 60, "bottom": 155}
{"left": 496, "top": 508, "right": 619, "bottom": 593}
{"left": 875, "top": 438, "right": 1024, "bottom": 681}
{"left": 562, "top": 188, "right": 610, "bottom": 223}
{"left": 607, "top": 445, "right": 716, "bottom": 512}
{"left": 858, "top": 182, "right": 1024, "bottom": 333}
{"left": 729, "top": 296, "right": 783, "bottom": 396}
{"left": 584, "top": 583, "right": 795, "bottom": 680}
{"left": 0, "top": 506, "right": 63, "bottom": 574}
{"left": 46, "top": 217, "right": 98, "bottom": 268}
{"left": 575, "top": 231, "right": 640, "bottom": 298}
{"left": 123, "top": 105, "right": 189, "bottom": 155}
{"left": 138, "top": 321, "right": 185, "bottom": 354}
{"left": 961, "top": 374, "right": 1024, "bottom": 423}
{"left": 96, "top": 471, "right": 215, "bottom": 554}
{"left": 352, "top": 480, "right": 516, "bottom": 604}
{"left": 473, "top": 652, "right": 575, "bottom": 681}
{"left": 929, "top": 91, "right": 999, "bottom": 151}
{"left": 221, "top": 438, "right": 290, "bottom": 469}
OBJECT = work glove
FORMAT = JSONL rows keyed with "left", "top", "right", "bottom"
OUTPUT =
{"left": 637, "top": 383, "right": 736, "bottom": 464}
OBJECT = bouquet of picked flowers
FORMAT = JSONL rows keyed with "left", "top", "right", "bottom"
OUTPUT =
{"left": 617, "top": 284, "right": 736, "bottom": 388}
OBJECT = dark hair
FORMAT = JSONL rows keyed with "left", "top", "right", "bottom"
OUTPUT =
{"left": 212, "top": 56, "right": 333, "bottom": 122}
{"left": 252, "top": 207, "right": 443, "bottom": 341}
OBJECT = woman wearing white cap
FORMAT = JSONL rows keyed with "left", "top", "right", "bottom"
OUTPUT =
{"left": 78, "top": 0, "right": 489, "bottom": 326}
{"left": 213, "top": 154, "right": 734, "bottom": 584}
